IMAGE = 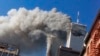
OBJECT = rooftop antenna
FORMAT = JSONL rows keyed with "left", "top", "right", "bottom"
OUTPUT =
{"left": 77, "top": 11, "right": 80, "bottom": 24}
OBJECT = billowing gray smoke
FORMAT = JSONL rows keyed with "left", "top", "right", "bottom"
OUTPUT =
{"left": 0, "top": 7, "right": 71, "bottom": 56}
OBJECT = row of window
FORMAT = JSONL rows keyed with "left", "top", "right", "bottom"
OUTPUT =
{"left": 0, "top": 51, "right": 17, "bottom": 56}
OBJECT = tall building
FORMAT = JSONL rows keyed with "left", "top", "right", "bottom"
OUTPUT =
{"left": 58, "top": 22, "right": 86, "bottom": 56}
{"left": 0, "top": 43, "right": 19, "bottom": 56}
{"left": 66, "top": 11, "right": 87, "bottom": 52}
{"left": 46, "top": 11, "right": 87, "bottom": 56}
{"left": 58, "top": 12, "right": 87, "bottom": 56}
{"left": 80, "top": 11, "right": 100, "bottom": 56}
{"left": 66, "top": 22, "right": 86, "bottom": 52}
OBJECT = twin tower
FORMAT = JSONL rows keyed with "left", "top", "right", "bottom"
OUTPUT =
{"left": 47, "top": 11, "right": 87, "bottom": 56}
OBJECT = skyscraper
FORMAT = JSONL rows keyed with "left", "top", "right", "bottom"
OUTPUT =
{"left": 66, "top": 11, "right": 87, "bottom": 51}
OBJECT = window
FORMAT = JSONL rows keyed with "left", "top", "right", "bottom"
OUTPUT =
{"left": 96, "top": 43, "right": 100, "bottom": 56}
{"left": 2, "top": 52, "right": 8, "bottom": 56}
{"left": 9, "top": 54, "right": 14, "bottom": 56}
{"left": 0, "top": 51, "right": 2, "bottom": 56}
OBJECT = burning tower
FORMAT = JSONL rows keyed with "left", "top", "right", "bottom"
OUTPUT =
{"left": 66, "top": 11, "right": 86, "bottom": 51}
{"left": 58, "top": 11, "right": 87, "bottom": 56}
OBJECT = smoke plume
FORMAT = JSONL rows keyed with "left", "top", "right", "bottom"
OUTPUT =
{"left": 0, "top": 7, "right": 71, "bottom": 56}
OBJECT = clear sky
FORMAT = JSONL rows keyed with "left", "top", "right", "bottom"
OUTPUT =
{"left": 0, "top": 0, "right": 100, "bottom": 31}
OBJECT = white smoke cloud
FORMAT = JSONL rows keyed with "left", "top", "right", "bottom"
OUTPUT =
{"left": 0, "top": 7, "right": 71, "bottom": 56}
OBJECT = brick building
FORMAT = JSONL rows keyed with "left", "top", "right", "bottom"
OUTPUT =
{"left": 80, "top": 11, "right": 100, "bottom": 56}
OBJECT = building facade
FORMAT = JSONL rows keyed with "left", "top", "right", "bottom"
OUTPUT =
{"left": 58, "top": 46, "right": 79, "bottom": 56}
{"left": 80, "top": 12, "right": 100, "bottom": 56}
{"left": 0, "top": 43, "right": 19, "bottom": 56}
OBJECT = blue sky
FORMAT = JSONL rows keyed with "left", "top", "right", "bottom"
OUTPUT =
{"left": 0, "top": 0, "right": 100, "bottom": 31}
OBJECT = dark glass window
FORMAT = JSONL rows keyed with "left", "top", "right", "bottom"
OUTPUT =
{"left": 9, "top": 54, "right": 14, "bottom": 56}
{"left": 0, "top": 51, "right": 2, "bottom": 56}
{"left": 2, "top": 52, "right": 8, "bottom": 56}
